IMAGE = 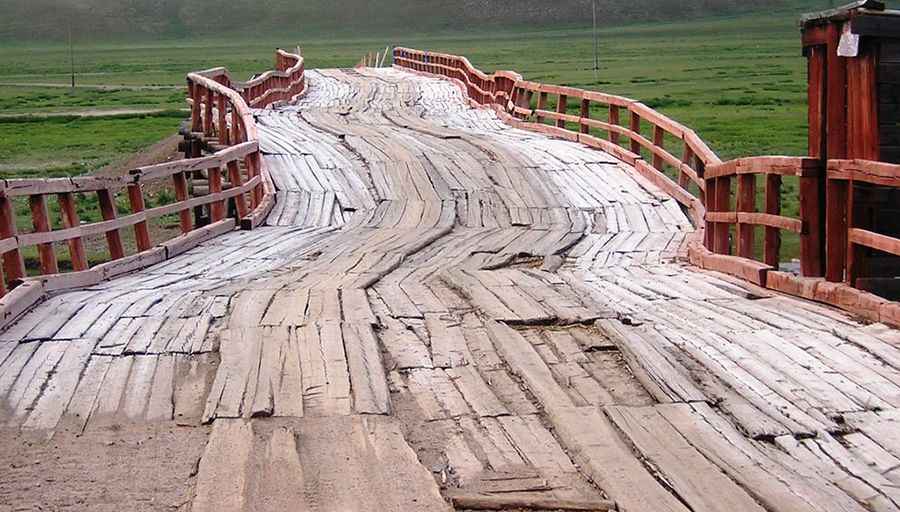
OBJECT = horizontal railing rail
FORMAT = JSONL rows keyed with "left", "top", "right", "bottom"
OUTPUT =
{"left": 394, "top": 46, "right": 900, "bottom": 326}
{"left": 0, "top": 48, "right": 305, "bottom": 309}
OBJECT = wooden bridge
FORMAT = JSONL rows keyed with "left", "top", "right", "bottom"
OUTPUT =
{"left": 2, "top": 4, "right": 900, "bottom": 511}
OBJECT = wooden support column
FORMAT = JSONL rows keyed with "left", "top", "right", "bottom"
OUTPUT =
{"left": 825, "top": 177, "right": 849, "bottom": 282}
{"left": 580, "top": 98, "right": 590, "bottom": 134}
{"left": 764, "top": 175, "right": 782, "bottom": 267}
{"left": 736, "top": 174, "right": 756, "bottom": 260}
{"left": 97, "top": 189, "right": 125, "bottom": 260}
{"left": 29, "top": 195, "right": 58, "bottom": 275}
{"left": 630, "top": 112, "right": 641, "bottom": 155}
{"left": 799, "top": 161, "right": 825, "bottom": 277}
{"left": 58, "top": 192, "right": 88, "bottom": 271}
{"left": 556, "top": 94, "right": 569, "bottom": 128}
{"left": 227, "top": 160, "right": 248, "bottom": 219}
{"left": 127, "top": 184, "right": 152, "bottom": 252}
{"left": 608, "top": 105, "right": 620, "bottom": 145}
{"left": 173, "top": 171, "right": 192, "bottom": 234}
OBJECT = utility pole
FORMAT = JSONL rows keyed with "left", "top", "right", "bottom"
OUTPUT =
{"left": 592, "top": 0, "right": 600, "bottom": 78}
{"left": 68, "top": 21, "right": 75, "bottom": 89}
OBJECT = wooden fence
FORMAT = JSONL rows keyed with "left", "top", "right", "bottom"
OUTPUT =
{"left": 0, "top": 49, "right": 305, "bottom": 312}
{"left": 393, "top": 46, "right": 900, "bottom": 325}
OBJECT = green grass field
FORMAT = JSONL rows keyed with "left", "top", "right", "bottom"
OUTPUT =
{"left": 0, "top": 6, "right": 820, "bottom": 261}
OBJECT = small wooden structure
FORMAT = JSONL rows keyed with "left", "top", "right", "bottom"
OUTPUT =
{"left": 803, "top": 0, "right": 900, "bottom": 296}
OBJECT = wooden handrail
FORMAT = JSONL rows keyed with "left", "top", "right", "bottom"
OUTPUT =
{"left": 393, "top": 47, "right": 900, "bottom": 323}
{"left": 0, "top": 49, "right": 305, "bottom": 300}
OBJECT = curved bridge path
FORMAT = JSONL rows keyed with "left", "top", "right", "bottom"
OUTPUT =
{"left": 2, "top": 68, "right": 900, "bottom": 512}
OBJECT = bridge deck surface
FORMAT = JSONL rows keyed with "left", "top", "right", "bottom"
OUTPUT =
{"left": 1, "top": 68, "right": 899, "bottom": 511}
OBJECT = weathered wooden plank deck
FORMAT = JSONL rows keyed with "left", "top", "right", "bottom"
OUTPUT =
{"left": 1, "top": 67, "right": 899, "bottom": 511}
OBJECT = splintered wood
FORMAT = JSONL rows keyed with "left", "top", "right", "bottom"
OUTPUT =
{"left": 0, "top": 66, "right": 899, "bottom": 512}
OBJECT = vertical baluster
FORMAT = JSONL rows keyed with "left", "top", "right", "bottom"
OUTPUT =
{"left": 97, "top": 188, "right": 125, "bottom": 260}
{"left": 58, "top": 192, "right": 88, "bottom": 271}
{"left": 127, "top": 184, "right": 152, "bottom": 252}
{"left": 845, "top": 179, "right": 859, "bottom": 286}
{"left": 764, "top": 175, "right": 782, "bottom": 268}
{"left": 227, "top": 160, "right": 248, "bottom": 220}
{"left": 737, "top": 174, "right": 756, "bottom": 260}
{"left": 173, "top": 171, "right": 192, "bottom": 234}
{"left": 29, "top": 194, "right": 58, "bottom": 275}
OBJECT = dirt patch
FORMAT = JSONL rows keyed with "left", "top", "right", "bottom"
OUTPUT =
{"left": 95, "top": 133, "right": 184, "bottom": 181}
{"left": 0, "top": 423, "right": 209, "bottom": 512}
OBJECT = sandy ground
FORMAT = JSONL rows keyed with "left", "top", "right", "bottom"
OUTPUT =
{"left": 0, "top": 424, "right": 209, "bottom": 512}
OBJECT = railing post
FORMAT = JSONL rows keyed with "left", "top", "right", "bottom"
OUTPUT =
{"left": 29, "top": 194, "right": 58, "bottom": 275}
{"left": 217, "top": 93, "right": 229, "bottom": 145}
{"left": 764, "top": 175, "right": 782, "bottom": 267}
{"left": 580, "top": 97, "right": 590, "bottom": 135}
{"left": 58, "top": 192, "right": 88, "bottom": 271}
{"left": 556, "top": 94, "right": 568, "bottom": 129}
{"left": 231, "top": 111, "right": 242, "bottom": 144}
{"left": 704, "top": 176, "right": 717, "bottom": 250}
{"left": 227, "top": 160, "right": 248, "bottom": 220}
{"left": 189, "top": 81, "right": 202, "bottom": 133}
{"left": 97, "top": 188, "right": 125, "bottom": 260}
{"left": 173, "top": 171, "right": 193, "bottom": 234}
{"left": 680, "top": 142, "right": 694, "bottom": 190}
{"left": 630, "top": 112, "right": 641, "bottom": 155}
{"left": 652, "top": 125, "right": 665, "bottom": 170}
{"left": 0, "top": 194, "right": 25, "bottom": 283}
{"left": 536, "top": 91, "right": 548, "bottom": 124}
{"left": 203, "top": 86, "right": 214, "bottom": 136}
{"left": 127, "top": 183, "right": 152, "bottom": 252}
{"left": 608, "top": 105, "right": 620, "bottom": 145}
{"left": 714, "top": 176, "right": 732, "bottom": 255}
{"left": 208, "top": 166, "right": 225, "bottom": 222}
{"left": 799, "top": 159, "right": 825, "bottom": 277}
{"left": 736, "top": 174, "right": 756, "bottom": 260}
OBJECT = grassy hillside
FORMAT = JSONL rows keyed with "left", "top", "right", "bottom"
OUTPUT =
{"left": 0, "top": 0, "right": 813, "bottom": 42}
{"left": 0, "top": 1, "right": 841, "bottom": 261}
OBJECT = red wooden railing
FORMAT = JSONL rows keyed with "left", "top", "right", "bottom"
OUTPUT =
{"left": 0, "top": 49, "right": 305, "bottom": 313}
{"left": 394, "top": 47, "right": 900, "bottom": 325}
